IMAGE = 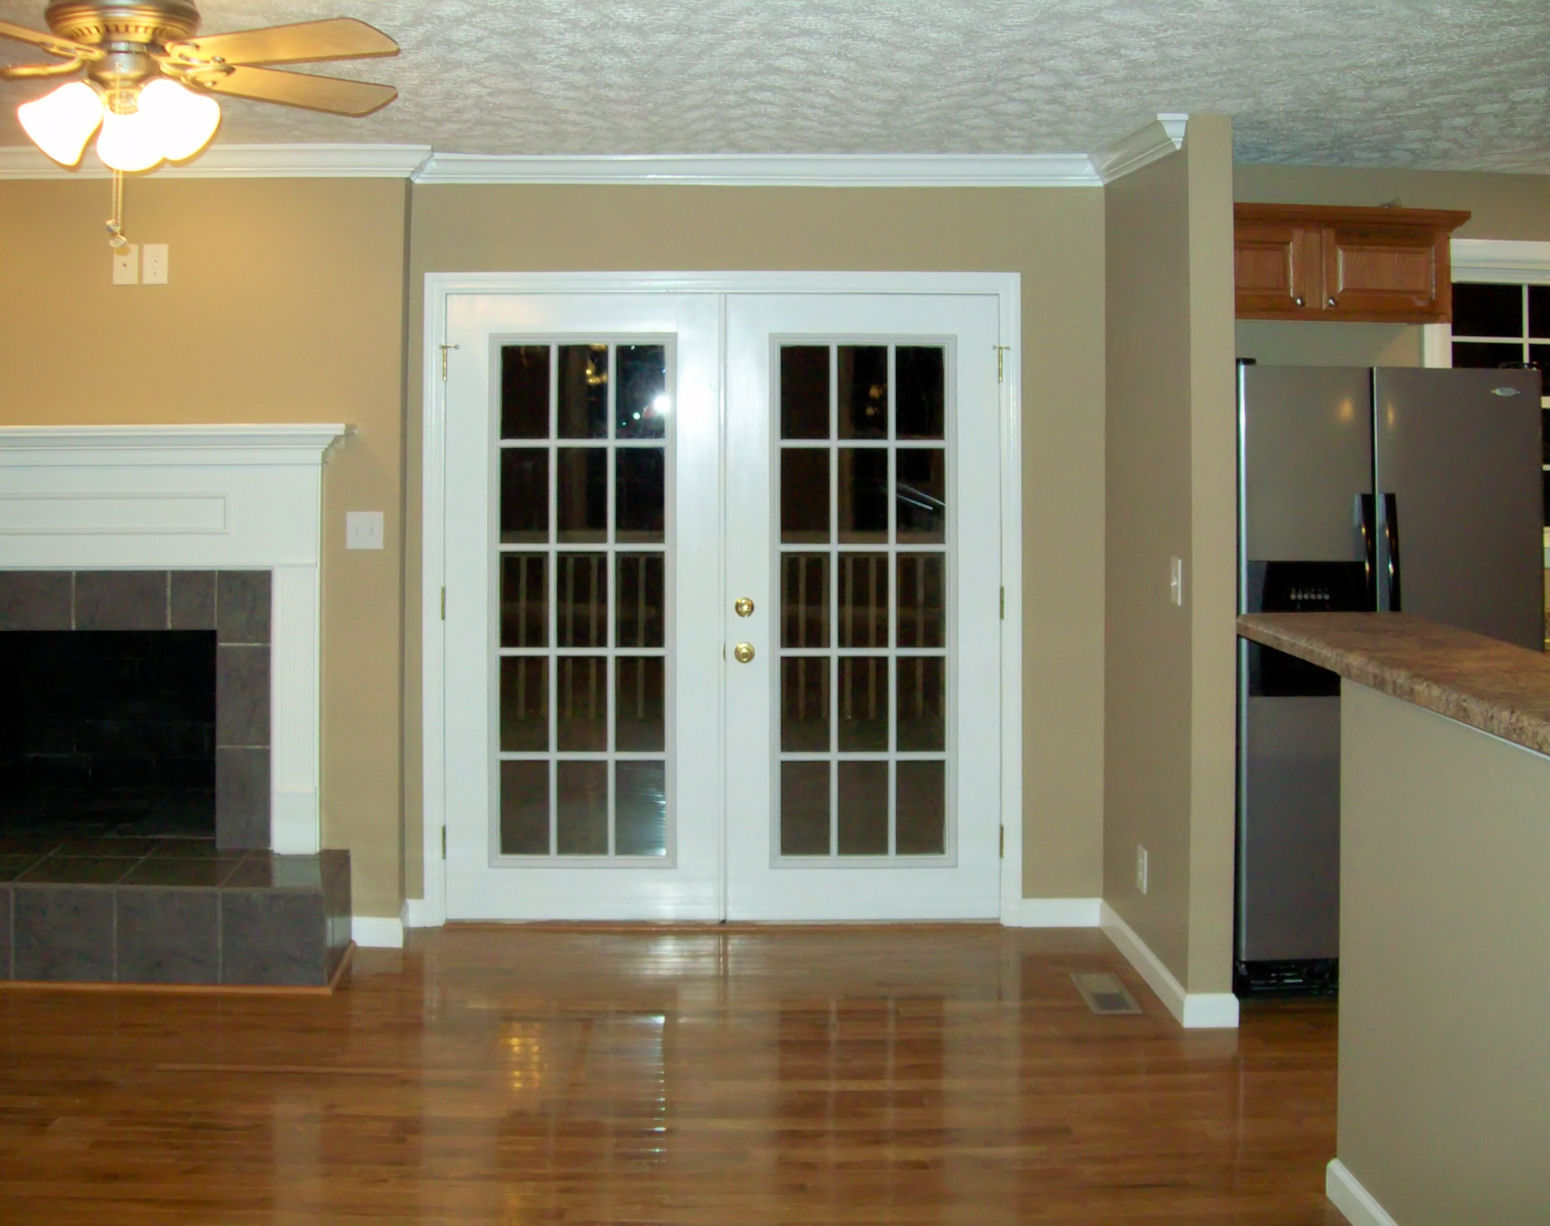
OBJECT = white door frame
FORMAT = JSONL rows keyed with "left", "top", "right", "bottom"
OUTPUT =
{"left": 415, "top": 271, "right": 1023, "bottom": 927}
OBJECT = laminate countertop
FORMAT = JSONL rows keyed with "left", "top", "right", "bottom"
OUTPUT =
{"left": 1236, "top": 612, "right": 1550, "bottom": 757}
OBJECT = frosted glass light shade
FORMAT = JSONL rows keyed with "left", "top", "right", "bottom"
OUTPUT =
{"left": 95, "top": 105, "right": 164, "bottom": 172}
{"left": 137, "top": 79, "right": 221, "bottom": 162}
{"left": 17, "top": 81, "right": 103, "bottom": 167}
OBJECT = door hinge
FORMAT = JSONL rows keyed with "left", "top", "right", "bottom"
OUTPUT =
{"left": 440, "top": 587, "right": 446, "bottom": 620}
{"left": 999, "top": 826, "right": 1005, "bottom": 859}
{"left": 999, "top": 586, "right": 1005, "bottom": 620}
{"left": 994, "top": 344, "right": 1010, "bottom": 383}
{"left": 441, "top": 826, "right": 447, "bottom": 858}
{"left": 439, "top": 342, "right": 460, "bottom": 381}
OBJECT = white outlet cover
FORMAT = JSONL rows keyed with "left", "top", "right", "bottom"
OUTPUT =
{"left": 345, "top": 510, "right": 385, "bottom": 550}
{"left": 142, "top": 243, "right": 168, "bottom": 285}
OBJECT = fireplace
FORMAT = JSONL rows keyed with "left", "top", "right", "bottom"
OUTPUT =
{"left": 0, "top": 425, "right": 352, "bottom": 987}
{"left": 0, "top": 425, "right": 345, "bottom": 854}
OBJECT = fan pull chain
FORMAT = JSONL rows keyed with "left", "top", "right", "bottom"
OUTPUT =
{"left": 106, "top": 171, "right": 128, "bottom": 249}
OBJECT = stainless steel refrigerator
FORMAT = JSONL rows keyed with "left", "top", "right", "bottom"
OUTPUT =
{"left": 1236, "top": 363, "right": 1543, "bottom": 995}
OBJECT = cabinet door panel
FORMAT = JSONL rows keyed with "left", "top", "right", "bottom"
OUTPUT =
{"left": 1234, "top": 221, "right": 1317, "bottom": 318}
{"left": 1322, "top": 225, "right": 1450, "bottom": 322}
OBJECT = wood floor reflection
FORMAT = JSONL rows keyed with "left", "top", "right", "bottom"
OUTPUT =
{"left": 0, "top": 926, "right": 1343, "bottom": 1224}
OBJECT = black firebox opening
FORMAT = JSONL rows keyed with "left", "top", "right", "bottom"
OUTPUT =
{"left": 0, "top": 630, "right": 216, "bottom": 839}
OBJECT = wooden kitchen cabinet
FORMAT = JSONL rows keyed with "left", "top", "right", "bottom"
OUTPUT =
{"left": 1234, "top": 203, "right": 1470, "bottom": 323}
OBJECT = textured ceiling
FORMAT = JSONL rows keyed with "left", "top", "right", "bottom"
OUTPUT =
{"left": 0, "top": 0, "right": 1546, "bottom": 173}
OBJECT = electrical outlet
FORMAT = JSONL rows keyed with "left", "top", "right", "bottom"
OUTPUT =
{"left": 1136, "top": 845, "right": 1149, "bottom": 895}
{"left": 1169, "top": 556, "right": 1184, "bottom": 607}
{"left": 142, "top": 243, "right": 168, "bottom": 285}
{"left": 111, "top": 243, "right": 139, "bottom": 285}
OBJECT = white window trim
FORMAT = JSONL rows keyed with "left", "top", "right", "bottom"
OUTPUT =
{"left": 1421, "top": 239, "right": 1550, "bottom": 366}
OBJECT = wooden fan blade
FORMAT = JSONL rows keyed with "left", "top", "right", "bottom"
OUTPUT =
{"left": 189, "top": 64, "right": 396, "bottom": 117}
{"left": 0, "top": 18, "right": 94, "bottom": 62}
{"left": 166, "top": 18, "right": 397, "bottom": 68}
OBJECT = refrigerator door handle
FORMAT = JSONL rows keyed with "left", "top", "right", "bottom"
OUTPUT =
{"left": 1382, "top": 492, "right": 1402, "bottom": 611}
{"left": 1358, "top": 493, "right": 1377, "bottom": 608}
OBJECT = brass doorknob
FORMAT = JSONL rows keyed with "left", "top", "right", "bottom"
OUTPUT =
{"left": 734, "top": 596, "right": 755, "bottom": 618}
{"left": 733, "top": 641, "right": 755, "bottom": 663}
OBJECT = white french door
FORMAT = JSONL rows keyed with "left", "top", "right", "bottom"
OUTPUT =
{"left": 434, "top": 277, "right": 1006, "bottom": 922}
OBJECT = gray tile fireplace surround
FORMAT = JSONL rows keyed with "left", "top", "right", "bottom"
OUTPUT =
{"left": 0, "top": 570, "right": 351, "bottom": 989}
{"left": 0, "top": 569, "right": 271, "bottom": 849}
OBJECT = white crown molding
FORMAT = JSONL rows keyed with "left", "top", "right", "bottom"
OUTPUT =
{"left": 0, "top": 144, "right": 433, "bottom": 180}
{"left": 1451, "top": 238, "right": 1550, "bottom": 282}
{"left": 0, "top": 144, "right": 1113, "bottom": 186}
{"left": 412, "top": 151, "right": 1101, "bottom": 187}
{"left": 1090, "top": 112, "right": 1189, "bottom": 184}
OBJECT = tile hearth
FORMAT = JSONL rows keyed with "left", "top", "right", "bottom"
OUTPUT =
{"left": 0, "top": 836, "right": 350, "bottom": 988}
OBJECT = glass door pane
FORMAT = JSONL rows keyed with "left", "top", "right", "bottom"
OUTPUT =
{"left": 776, "top": 344, "right": 949, "bottom": 860}
{"left": 498, "top": 341, "right": 669, "bottom": 859}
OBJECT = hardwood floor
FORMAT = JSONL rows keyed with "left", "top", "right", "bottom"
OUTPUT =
{"left": 0, "top": 926, "right": 1343, "bottom": 1224}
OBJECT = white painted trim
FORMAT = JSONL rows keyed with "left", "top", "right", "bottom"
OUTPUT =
{"left": 1451, "top": 238, "right": 1550, "bottom": 283}
{"left": 1326, "top": 1160, "right": 1400, "bottom": 1226}
{"left": 415, "top": 271, "right": 1022, "bottom": 928}
{"left": 351, "top": 916, "right": 406, "bottom": 949}
{"left": 997, "top": 280, "right": 1026, "bottom": 923}
{"left": 413, "top": 152, "right": 1100, "bottom": 187}
{"left": 0, "top": 144, "right": 432, "bottom": 179}
{"left": 1090, "top": 113, "right": 1189, "bottom": 184}
{"left": 401, "top": 896, "right": 439, "bottom": 930}
{"left": 1001, "top": 898, "right": 1102, "bottom": 927}
{"left": 0, "top": 145, "right": 1105, "bottom": 186}
{"left": 1099, "top": 902, "right": 1241, "bottom": 1028}
{"left": 0, "top": 423, "right": 346, "bottom": 855}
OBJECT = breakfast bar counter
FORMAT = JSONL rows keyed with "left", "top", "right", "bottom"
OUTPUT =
{"left": 1236, "top": 611, "right": 1549, "bottom": 1226}
{"left": 1236, "top": 611, "right": 1550, "bottom": 754}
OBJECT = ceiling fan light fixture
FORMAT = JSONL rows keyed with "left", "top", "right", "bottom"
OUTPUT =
{"left": 17, "top": 80, "right": 103, "bottom": 167}
{"left": 95, "top": 97, "right": 164, "bottom": 172}
{"left": 136, "top": 78, "right": 220, "bottom": 162}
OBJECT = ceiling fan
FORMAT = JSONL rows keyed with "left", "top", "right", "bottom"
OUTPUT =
{"left": 0, "top": 0, "right": 398, "bottom": 171}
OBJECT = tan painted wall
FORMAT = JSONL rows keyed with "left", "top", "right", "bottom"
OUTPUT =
{"left": 1233, "top": 165, "right": 1550, "bottom": 240}
{"left": 0, "top": 177, "right": 410, "bottom": 917}
{"left": 1103, "top": 117, "right": 1237, "bottom": 991}
{"left": 1234, "top": 166, "right": 1550, "bottom": 367}
{"left": 404, "top": 184, "right": 1109, "bottom": 904}
{"left": 1338, "top": 683, "right": 1550, "bottom": 1224}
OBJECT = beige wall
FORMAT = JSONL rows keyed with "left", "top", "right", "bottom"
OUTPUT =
{"left": 404, "top": 184, "right": 1110, "bottom": 905}
{"left": 0, "top": 177, "right": 410, "bottom": 917}
{"left": 1103, "top": 117, "right": 1237, "bottom": 992}
{"left": 1338, "top": 683, "right": 1550, "bottom": 1224}
{"left": 1234, "top": 165, "right": 1550, "bottom": 240}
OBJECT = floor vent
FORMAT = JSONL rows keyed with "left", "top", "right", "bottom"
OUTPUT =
{"left": 1071, "top": 971, "right": 1142, "bottom": 1015}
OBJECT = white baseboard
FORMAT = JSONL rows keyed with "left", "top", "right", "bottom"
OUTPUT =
{"left": 1001, "top": 897, "right": 1102, "bottom": 927}
{"left": 401, "top": 896, "right": 443, "bottom": 928}
{"left": 1326, "top": 1160, "right": 1399, "bottom": 1226}
{"left": 1099, "top": 902, "right": 1240, "bottom": 1029}
{"left": 351, "top": 916, "right": 405, "bottom": 948}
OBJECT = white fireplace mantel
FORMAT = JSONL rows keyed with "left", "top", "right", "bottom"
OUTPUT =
{"left": 0, "top": 423, "right": 349, "bottom": 853}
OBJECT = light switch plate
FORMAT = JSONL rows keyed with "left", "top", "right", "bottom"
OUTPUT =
{"left": 345, "top": 510, "right": 385, "bottom": 550}
{"left": 1169, "top": 556, "right": 1184, "bottom": 607}
{"left": 112, "top": 243, "right": 139, "bottom": 285}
